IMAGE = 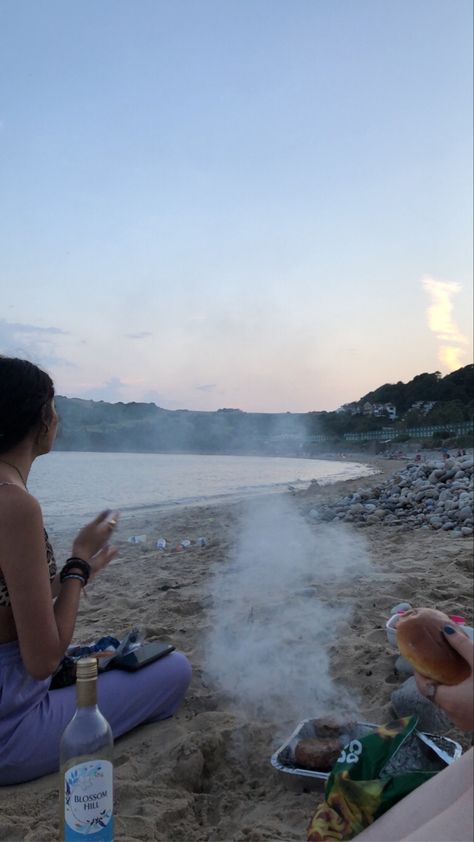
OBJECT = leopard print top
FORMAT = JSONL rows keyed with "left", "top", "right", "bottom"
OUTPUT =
{"left": 0, "top": 483, "right": 57, "bottom": 608}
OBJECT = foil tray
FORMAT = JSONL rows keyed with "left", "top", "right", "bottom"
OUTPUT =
{"left": 271, "top": 719, "right": 462, "bottom": 783}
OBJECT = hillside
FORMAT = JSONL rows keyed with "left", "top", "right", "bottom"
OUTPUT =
{"left": 54, "top": 399, "right": 312, "bottom": 454}
{"left": 54, "top": 365, "right": 474, "bottom": 453}
{"left": 358, "top": 365, "right": 473, "bottom": 414}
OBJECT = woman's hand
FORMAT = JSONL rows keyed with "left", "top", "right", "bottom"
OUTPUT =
{"left": 86, "top": 543, "right": 119, "bottom": 579}
{"left": 415, "top": 625, "right": 474, "bottom": 731}
{"left": 72, "top": 510, "right": 120, "bottom": 562}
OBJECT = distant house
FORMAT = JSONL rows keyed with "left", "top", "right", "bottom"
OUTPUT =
{"left": 409, "top": 401, "right": 437, "bottom": 415}
{"left": 361, "top": 401, "right": 397, "bottom": 420}
{"left": 382, "top": 403, "right": 397, "bottom": 420}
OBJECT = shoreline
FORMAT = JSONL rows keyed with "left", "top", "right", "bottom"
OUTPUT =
{"left": 1, "top": 456, "right": 472, "bottom": 841}
{"left": 39, "top": 452, "right": 384, "bottom": 530}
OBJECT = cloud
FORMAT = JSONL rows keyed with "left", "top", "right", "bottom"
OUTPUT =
{"left": 0, "top": 318, "right": 71, "bottom": 368}
{"left": 196, "top": 383, "right": 217, "bottom": 392}
{"left": 125, "top": 331, "right": 153, "bottom": 340}
{"left": 438, "top": 346, "right": 466, "bottom": 371}
{"left": 422, "top": 276, "right": 469, "bottom": 372}
{"left": 0, "top": 319, "right": 67, "bottom": 336}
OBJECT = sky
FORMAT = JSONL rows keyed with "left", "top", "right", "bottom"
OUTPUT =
{"left": 0, "top": 0, "right": 472, "bottom": 413}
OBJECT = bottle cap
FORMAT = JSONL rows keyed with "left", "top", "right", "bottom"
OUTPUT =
{"left": 76, "top": 657, "right": 98, "bottom": 681}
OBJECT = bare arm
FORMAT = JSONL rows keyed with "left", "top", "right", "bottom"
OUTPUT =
{"left": 0, "top": 488, "right": 117, "bottom": 679}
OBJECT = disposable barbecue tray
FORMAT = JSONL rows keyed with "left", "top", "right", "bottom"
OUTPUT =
{"left": 271, "top": 719, "right": 462, "bottom": 784}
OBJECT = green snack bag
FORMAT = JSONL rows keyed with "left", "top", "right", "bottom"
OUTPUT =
{"left": 307, "top": 716, "right": 438, "bottom": 841}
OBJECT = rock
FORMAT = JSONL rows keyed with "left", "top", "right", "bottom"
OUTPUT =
{"left": 391, "top": 677, "right": 452, "bottom": 733}
{"left": 394, "top": 655, "right": 414, "bottom": 676}
{"left": 308, "top": 457, "right": 473, "bottom": 537}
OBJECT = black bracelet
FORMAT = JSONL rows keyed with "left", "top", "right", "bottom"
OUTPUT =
{"left": 60, "top": 558, "right": 91, "bottom": 585}
{"left": 61, "top": 573, "right": 87, "bottom": 587}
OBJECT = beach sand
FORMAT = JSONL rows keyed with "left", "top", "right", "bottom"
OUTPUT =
{"left": 0, "top": 457, "right": 472, "bottom": 841}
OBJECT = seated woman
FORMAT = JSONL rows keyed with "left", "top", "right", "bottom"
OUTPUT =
{"left": 0, "top": 356, "right": 192, "bottom": 786}
{"left": 354, "top": 624, "right": 473, "bottom": 842}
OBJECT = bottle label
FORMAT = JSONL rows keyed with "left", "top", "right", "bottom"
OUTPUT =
{"left": 64, "top": 760, "right": 113, "bottom": 840}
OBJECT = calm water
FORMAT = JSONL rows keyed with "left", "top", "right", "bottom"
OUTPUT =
{"left": 28, "top": 451, "right": 375, "bottom": 527}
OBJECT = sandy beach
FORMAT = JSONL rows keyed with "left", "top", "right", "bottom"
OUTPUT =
{"left": 0, "top": 456, "right": 472, "bottom": 842}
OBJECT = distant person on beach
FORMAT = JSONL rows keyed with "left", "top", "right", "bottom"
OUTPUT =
{"left": 354, "top": 624, "right": 473, "bottom": 841}
{"left": 0, "top": 356, "right": 191, "bottom": 785}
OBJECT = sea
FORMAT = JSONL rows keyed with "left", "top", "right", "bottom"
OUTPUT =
{"left": 28, "top": 451, "right": 375, "bottom": 528}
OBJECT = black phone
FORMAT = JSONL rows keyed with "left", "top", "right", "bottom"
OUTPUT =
{"left": 113, "top": 641, "right": 175, "bottom": 671}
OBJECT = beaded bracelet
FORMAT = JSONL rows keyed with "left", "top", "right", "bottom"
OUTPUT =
{"left": 61, "top": 572, "right": 87, "bottom": 587}
{"left": 60, "top": 557, "right": 91, "bottom": 585}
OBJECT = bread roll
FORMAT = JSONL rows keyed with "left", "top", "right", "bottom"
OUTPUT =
{"left": 396, "top": 607, "right": 471, "bottom": 685}
{"left": 294, "top": 737, "right": 342, "bottom": 771}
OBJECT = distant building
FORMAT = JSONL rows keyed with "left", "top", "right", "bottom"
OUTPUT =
{"left": 409, "top": 401, "right": 437, "bottom": 415}
{"left": 361, "top": 401, "right": 397, "bottom": 420}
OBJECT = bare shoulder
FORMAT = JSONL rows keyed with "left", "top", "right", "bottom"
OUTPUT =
{"left": 0, "top": 485, "right": 43, "bottom": 528}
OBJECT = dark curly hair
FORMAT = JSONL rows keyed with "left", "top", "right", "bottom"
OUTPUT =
{"left": 0, "top": 357, "right": 55, "bottom": 454}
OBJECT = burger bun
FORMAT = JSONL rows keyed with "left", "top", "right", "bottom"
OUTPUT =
{"left": 396, "top": 607, "right": 471, "bottom": 685}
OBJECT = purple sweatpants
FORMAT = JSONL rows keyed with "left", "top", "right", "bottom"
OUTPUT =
{"left": 0, "top": 640, "right": 192, "bottom": 786}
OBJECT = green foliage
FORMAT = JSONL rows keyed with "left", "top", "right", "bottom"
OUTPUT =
{"left": 359, "top": 365, "right": 473, "bottom": 415}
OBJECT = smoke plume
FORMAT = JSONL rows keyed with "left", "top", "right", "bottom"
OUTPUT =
{"left": 204, "top": 496, "right": 372, "bottom": 730}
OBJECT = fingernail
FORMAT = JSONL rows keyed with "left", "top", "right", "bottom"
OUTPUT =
{"left": 444, "top": 625, "right": 456, "bottom": 635}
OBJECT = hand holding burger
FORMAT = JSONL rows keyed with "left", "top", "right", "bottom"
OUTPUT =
{"left": 396, "top": 608, "right": 473, "bottom": 731}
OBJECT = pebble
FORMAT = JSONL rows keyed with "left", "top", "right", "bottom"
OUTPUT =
{"left": 310, "top": 456, "right": 473, "bottom": 536}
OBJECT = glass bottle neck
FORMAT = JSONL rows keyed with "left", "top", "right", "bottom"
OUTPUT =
{"left": 76, "top": 679, "right": 97, "bottom": 707}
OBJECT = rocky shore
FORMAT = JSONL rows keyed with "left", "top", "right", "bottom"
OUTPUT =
{"left": 310, "top": 454, "right": 474, "bottom": 537}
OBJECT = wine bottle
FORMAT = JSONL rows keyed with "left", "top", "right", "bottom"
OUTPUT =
{"left": 59, "top": 657, "right": 114, "bottom": 841}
